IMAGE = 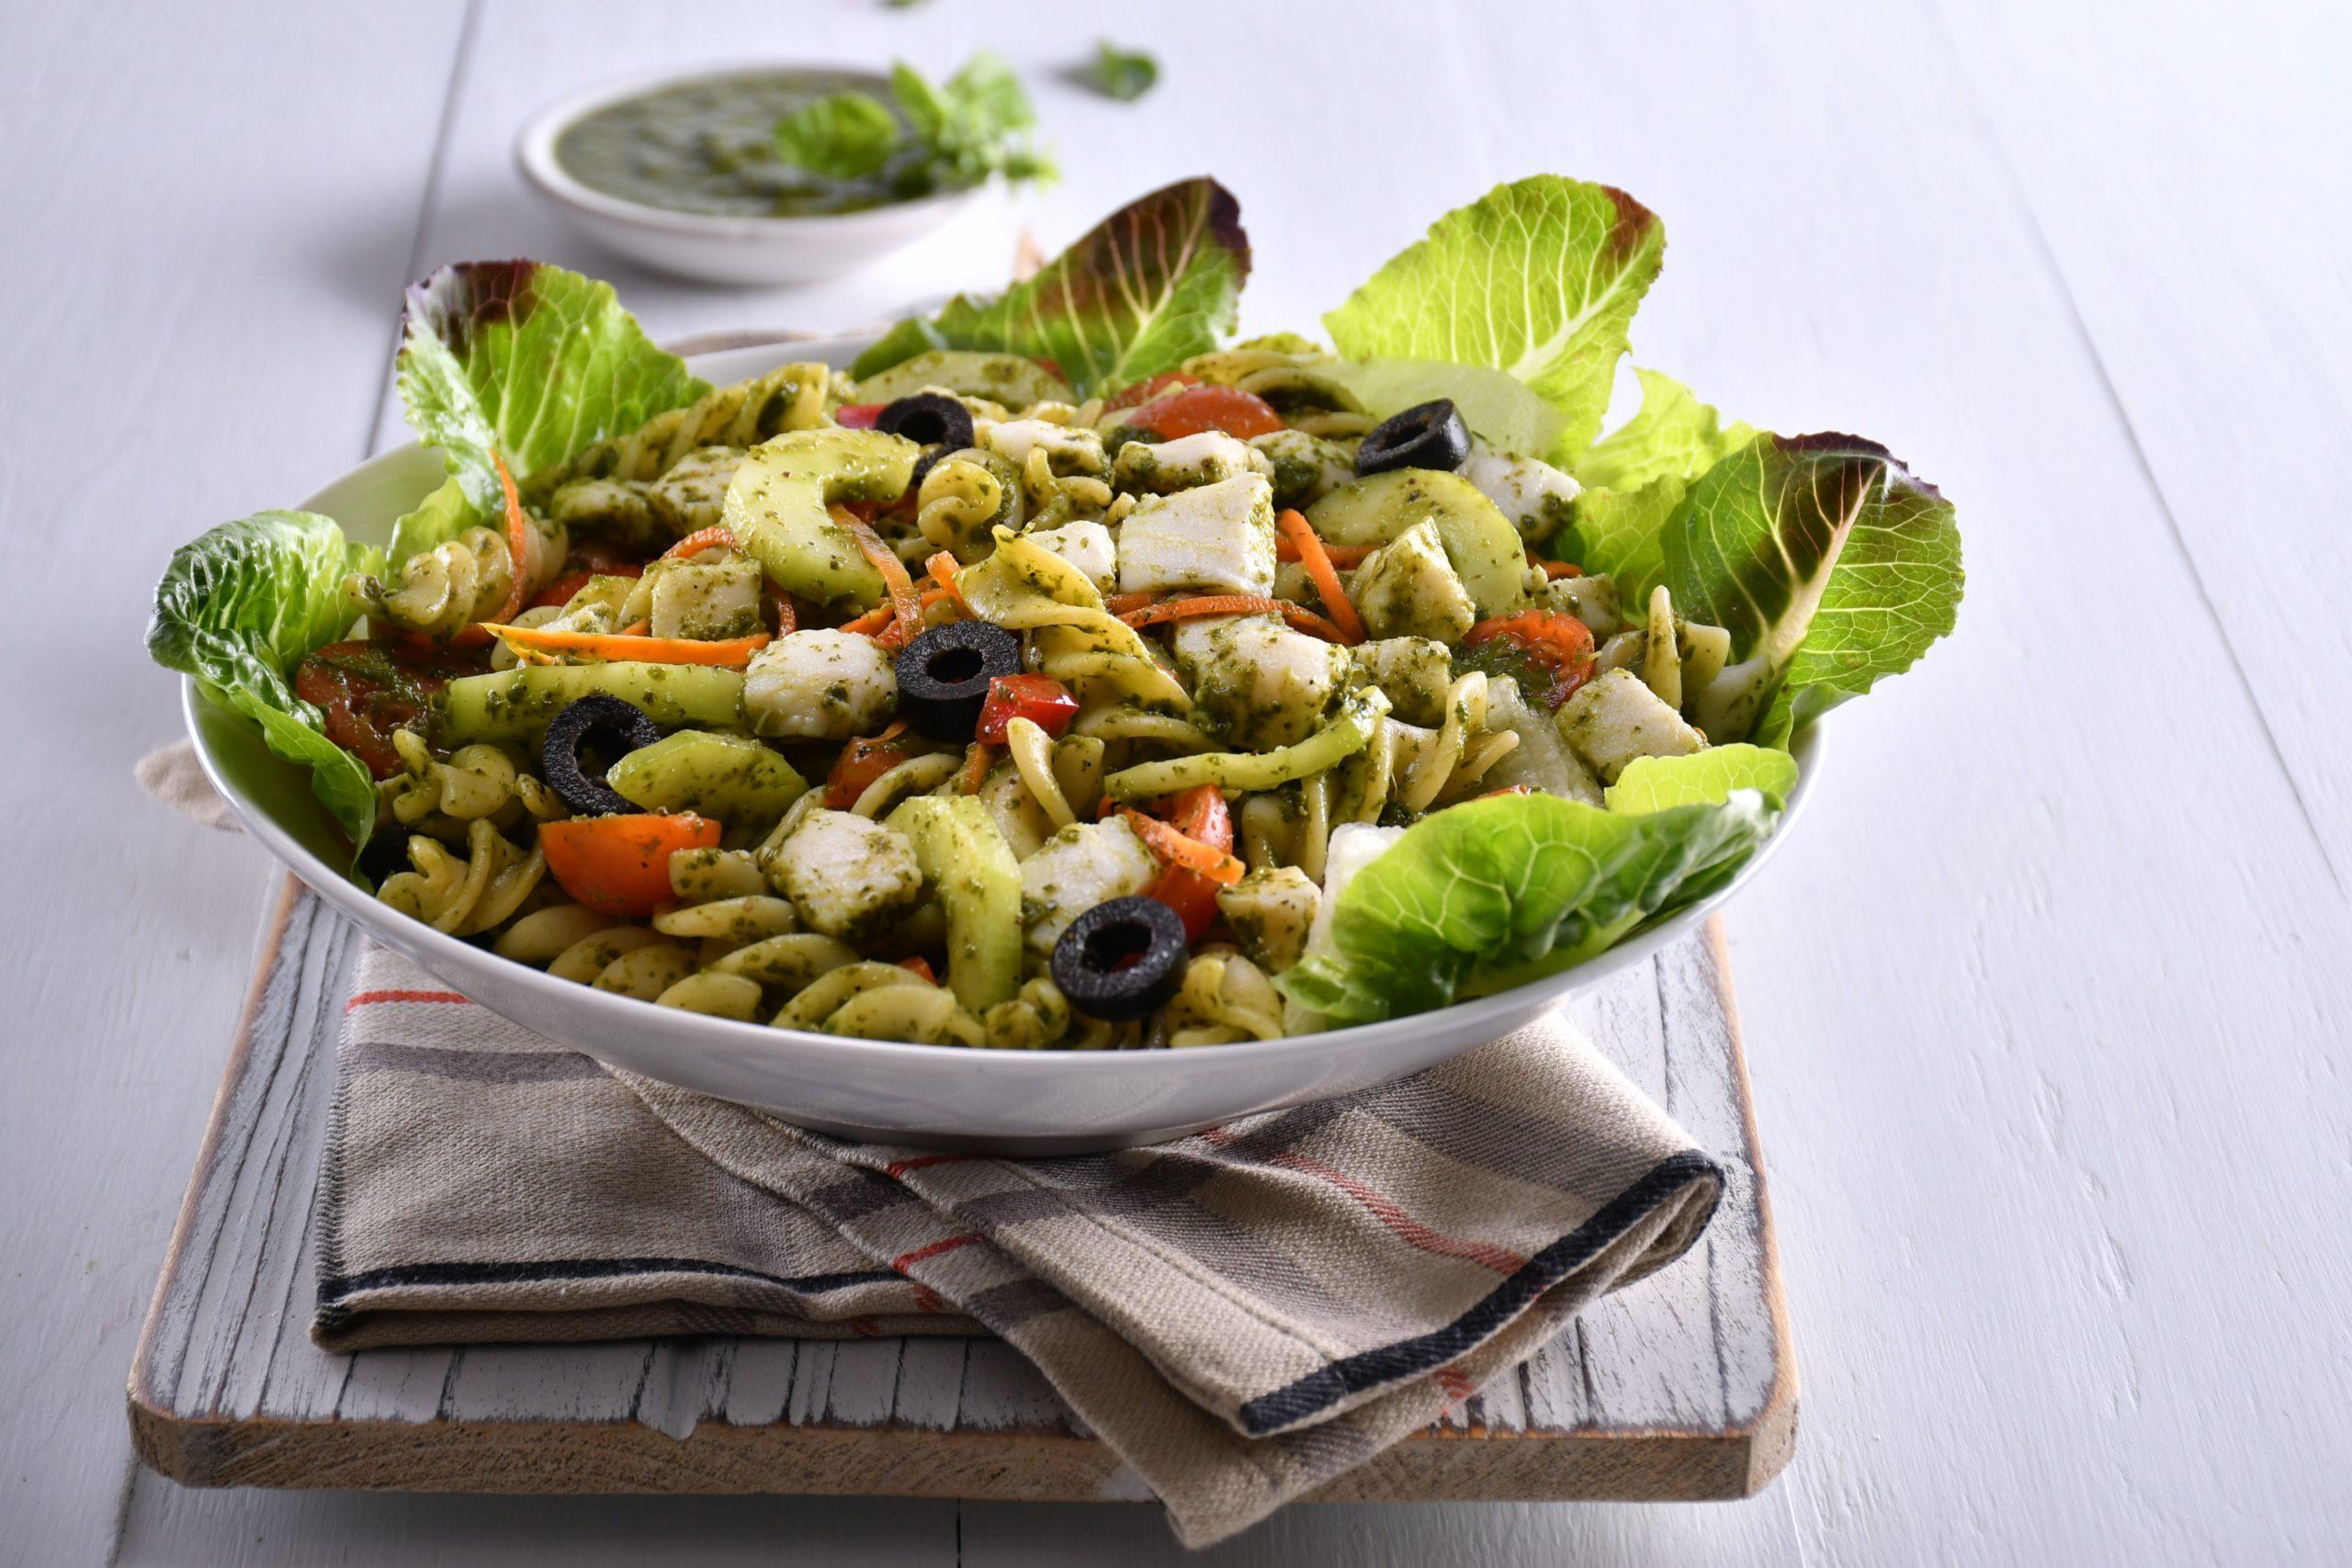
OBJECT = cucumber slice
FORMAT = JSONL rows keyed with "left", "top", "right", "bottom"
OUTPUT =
{"left": 721, "top": 428, "right": 920, "bottom": 611}
{"left": 888, "top": 794, "right": 1023, "bottom": 1011}
{"left": 1306, "top": 468, "right": 1530, "bottom": 617}
{"left": 439, "top": 663, "right": 746, "bottom": 743}
{"left": 608, "top": 730, "right": 807, "bottom": 831}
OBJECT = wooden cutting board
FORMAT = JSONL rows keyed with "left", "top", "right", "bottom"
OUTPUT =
{"left": 127, "top": 877, "right": 1795, "bottom": 1503}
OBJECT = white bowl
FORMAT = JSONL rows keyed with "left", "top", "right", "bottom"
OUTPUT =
{"left": 516, "top": 66, "right": 979, "bottom": 286}
{"left": 184, "top": 335, "right": 1816, "bottom": 1153}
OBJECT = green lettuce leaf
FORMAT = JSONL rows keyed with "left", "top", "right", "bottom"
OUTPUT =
{"left": 398, "top": 260, "right": 709, "bottom": 521}
{"left": 383, "top": 475, "right": 474, "bottom": 572}
{"left": 1667, "top": 434, "right": 1963, "bottom": 741}
{"left": 1564, "top": 369, "right": 1755, "bottom": 596}
{"left": 146, "top": 512, "right": 382, "bottom": 854}
{"left": 850, "top": 178, "right": 1250, "bottom": 396}
{"left": 1607, "top": 744, "right": 1797, "bottom": 813}
{"left": 1323, "top": 176, "right": 1664, "bottom": 464}
{"left": 1575, "top": 367, "right": 1755, "bottom": 494}
{"left": 1276, "top": 790, "right": 1778, "bottom": 1024}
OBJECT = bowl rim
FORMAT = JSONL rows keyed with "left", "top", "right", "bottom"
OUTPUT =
{"left": 514, "top": 61, "right": 981, "bottom": 240}
{"left": 182, "top": 332, "right": 1819, "bottom": 1079}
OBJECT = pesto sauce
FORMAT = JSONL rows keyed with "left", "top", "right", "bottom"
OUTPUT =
{"left": 555, "top": 73, "right": 942, "bottom": 219}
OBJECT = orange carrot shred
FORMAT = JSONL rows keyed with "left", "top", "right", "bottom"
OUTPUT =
{"left": 1117, "top": 594, "right": 1358, "bottom": 645}
{"left": 480, "top": 623, "right": 771, "bottom": 667}
{"left": 1275, "top": 509, "right": 1364, "bottom": 643}
{"left": 1122, "top": 808, "right": 1246, "bottom": 885}
{"left": 619, "top": 620, "right": 650, "bottom": 637}
{"left": 451, "top": 453, "right": 535, "bottom": 649}
{"left": 837, "top": 507, "right": 922, "bottom": 649}
{"left": 664, "top": 526, "right": 740, "bottom": 559}
{"left": 956, "top": 741, "right": 995, "bottom": 795}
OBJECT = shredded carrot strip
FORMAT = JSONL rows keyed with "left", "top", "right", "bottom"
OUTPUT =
{"left": 1275, "top": 509, "right": 1364, "bottom": 643}
{"left": 1117, "top": 594, "right": 1358, "bottom": 645}
{"left": 1122, "top": 808, "right": 1246, "bottom": 886}
{"left": 1275, "top": 536, "right": 1374, "bottom": 567}
{"left": 923, "top": 552, "right": 967, "bottom": 609}
{"left": 1526, "top": 550, "right": 1582, "bottom": 579}
{"left": 897, "top": 955, "right": 937, "bottom": 985}
{"left": 838, "top": 604, "right": 894, "bottom": 637}
{"left": 664, "top": 526, "right": 740, "bottom": 559}
{"left": 480, "top": 623, "right": 771, "bottom": 667}
{"left": 618, "top": 620, "right": 650, "bottom": 637}
{"left": 956, "top": 741, "right": 995, "bottom": 795}
{"left": 836, "top": 507, "right": 922, "bottom": 649}
{"left": 764, "top": 585, "right": 798, "bottom": 636}
{"left": 452, "top": 453, "right": 535, "bottom": 648}
{"left": 1103, "top": 592, "right": 1159, "bottom": 615}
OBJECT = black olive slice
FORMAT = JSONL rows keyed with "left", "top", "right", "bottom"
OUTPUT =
{"left": 1353, "top": 398, "right": 1472, "bottom": 477}
{"left": 540, "top": 694, "right": 662, "bottom": 817}
{"left": 875, "top": 393, "right": 976, "bottom": 453}
{"left": 1051, "top": 897, "right": 1190, "bottom": 1022}
{"left": 895, "top": 621, "right": 1021, "bottom": 742}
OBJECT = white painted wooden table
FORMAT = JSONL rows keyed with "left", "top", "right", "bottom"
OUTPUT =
{"left": 5, "top": 0, "right": 2347, "bottom": 1561}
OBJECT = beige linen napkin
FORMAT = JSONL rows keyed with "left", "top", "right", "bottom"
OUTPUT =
{"left": 142, "top": 739, "right": 1722, "bottom": 1544}
{"left": 321, "top": 947, "right": 1717, "bottom": 1545}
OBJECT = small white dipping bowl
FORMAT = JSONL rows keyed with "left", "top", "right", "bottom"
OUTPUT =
{"left": 517, "top": 65, "right": 979, "bottom": 286}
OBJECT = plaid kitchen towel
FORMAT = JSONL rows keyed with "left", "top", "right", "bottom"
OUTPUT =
{"left": 317, "top": 943, "right": 1721, "bottom": 1545}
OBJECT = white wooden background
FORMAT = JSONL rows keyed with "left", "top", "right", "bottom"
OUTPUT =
{"left": 5, "top": 0, "right": 2347, "bottom": 1561}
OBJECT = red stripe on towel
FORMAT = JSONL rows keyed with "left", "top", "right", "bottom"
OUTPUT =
{"left": 345, "top": 989, "right": 471, "bottom": 1011}
{"left": 1199, "top": 1128, "right": 1525, "bottom": 1275}
{"left": 885, "top": 1152, "right": 980, "bottom": 1179}
{"left": 890, "top": 1233, "right": 983, "bottom": 1273}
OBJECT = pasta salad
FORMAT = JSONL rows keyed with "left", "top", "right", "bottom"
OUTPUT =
{"left": 150, "top": 176, "right": 1962, "bottom": 1047}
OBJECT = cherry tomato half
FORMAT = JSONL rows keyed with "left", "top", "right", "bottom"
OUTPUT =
{"left": 975, "top": 674, "right": 1080, "bottom": 746}
{"left": 825, "top": 731, "right": 928, "bottom": 809}
{"left": 834, "top": 402, "right": 885, "bottom": 430}
{"left": 294, "top": 639, "right": 488, "bottom": 779}
{"left": 539, "top": 814, "right": 722, "bottom": 918}
{"left": 1124, "top": 384, "right": 1284, "bottom": 440}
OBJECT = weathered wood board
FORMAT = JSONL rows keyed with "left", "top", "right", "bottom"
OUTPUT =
{"left": 127, "top": 878, "right": 1794, "bottom": 1504}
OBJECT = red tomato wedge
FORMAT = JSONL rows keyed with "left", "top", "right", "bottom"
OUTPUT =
{"left": 294, "top": 639, "right": 487, "bottom": 779}
{"left": 539, "top": 814, "right": 721, "bottom": 917}
{"left": 824, "top": 726, "right": 925, "bottom": 808}
{"left": 1124, "top": 384, "right": 1283, "bottom": 440}
{"left": 1105, "top": 370, "right": 1193, "bottom": 411}
{"left": 834, "top": 403, "right": 885, "bottom": 429}
{"left": 976, "top": 674, "right": 1079, "bottom": 745}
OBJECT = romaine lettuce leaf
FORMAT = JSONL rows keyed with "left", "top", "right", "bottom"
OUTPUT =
{"left": 1323, "top": 176, "right": 1665, "bottom": 465}
{"left": 1606, "top": 744, "right": 1797, "bottom": 813}
{"left": 147, "top": 511, "right": 382, "bottom": 854}
{"left": 1667, "top": 434, "right": 1963, "bottom": 741}
{"left": 1276, "top": 790, "right": 1778, "bottom": 1024}
{"left": 1575, "top": 367, "right": 1756, "bottom": 494}
{"left": 1564, "top": 369, "right": 1754, "bottom": 597}
{"left": 849, "top": 178, "right": 1250, "bottom": 396}
{"left": 398, "top": 260, "right": 709, "bottom": 522}
{"left": 383, "top": 475, "right": 473, "bottom": 572}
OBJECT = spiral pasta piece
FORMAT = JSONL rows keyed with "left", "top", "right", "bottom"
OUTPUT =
{"left": 956, "top": 528, "right": 1190, "bottom": 710}
{"left": 916, "top": 449, "right": 1024, "bottom": 560}
{"left": 524, "top": 364, "right": 831, "bottom": 499}
{"left": 377, "top": 818, "right": 547, "bottom": 936}
{"left": 382, "top": 732, "right": 565, "bottom": 841}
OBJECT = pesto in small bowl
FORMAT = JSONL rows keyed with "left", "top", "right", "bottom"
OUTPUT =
{"left": 552, "top": 71, "right": 929, "bottom": 219}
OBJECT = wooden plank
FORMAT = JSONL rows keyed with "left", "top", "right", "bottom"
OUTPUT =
{"left": 128, "top": 885, "right": 1792, "bottom": 1504}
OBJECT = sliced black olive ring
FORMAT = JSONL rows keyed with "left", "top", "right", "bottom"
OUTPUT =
{"left": 1051, "top": 897, "right": 1190, "bottom": 1022}
{"left": 895, "top": 621, "right": 1022, "bottom": 742}
{"left": 1354, "top": 398, "right": 1472, "bottom": 477}
{"left": 540, "top": 694, "right": 662, "bottom": 817}
{"left": 876, "top": 392, "right": 977, "bottom": 453}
